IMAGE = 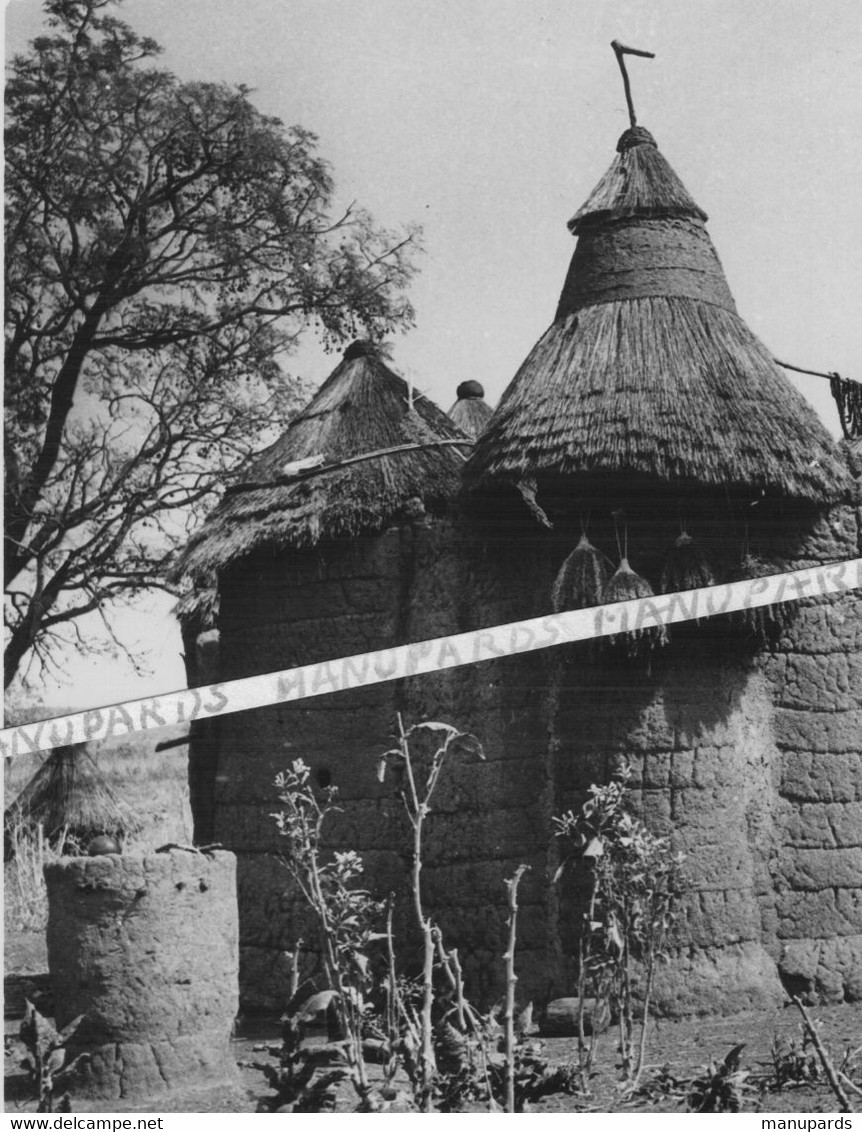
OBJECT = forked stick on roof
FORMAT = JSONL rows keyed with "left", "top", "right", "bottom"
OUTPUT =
{"left": 611, "top": 40, "right": 655, "bottom": 129}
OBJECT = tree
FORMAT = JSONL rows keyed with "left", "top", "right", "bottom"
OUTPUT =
{"left": 4, "top": 0, "right": 421, "bottom": 688}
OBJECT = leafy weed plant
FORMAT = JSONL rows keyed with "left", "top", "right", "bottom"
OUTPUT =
{"left": 554, "top": 762, "right": 686, "bottom": 1091}
{"left": 18, "top": 1000, "right": 90, "bottom": 1113}
{"left": 269, "top": 718, "right": 575, "bottom": 1113}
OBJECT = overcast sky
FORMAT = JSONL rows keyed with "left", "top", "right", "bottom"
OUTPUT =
{"left": 5, "top": 0, "right": 862, "bottom": 709}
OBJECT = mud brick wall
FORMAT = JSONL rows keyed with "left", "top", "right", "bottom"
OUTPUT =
{"left": 398, "top": 522, "right": 564, "bottom": 1004}
{"left": 760, "top": 503, "right": 862, "bottom": 1003}
{"left": 214, "top": 518, "right": 567, "bottom": 1009}
{"left": 549, "top": 632, "right": 787, "bottom": 1015}
{"left": 216, "top": 528, "right": 411, "bottom": 1007}
{"left": 207, "top": 469, "right": 861, "bottom": 1014}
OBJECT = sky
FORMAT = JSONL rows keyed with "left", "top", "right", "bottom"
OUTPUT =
{"left": 5, "top": 0, "right": 862, "bottom": 710}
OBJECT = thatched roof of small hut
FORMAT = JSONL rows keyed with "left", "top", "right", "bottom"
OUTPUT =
{"left": 176, "top": 342, "right": 471, "bottom": 580}
{"left": 5, "top": 743, "right": 140, "bottom": 847}
{"left": 464, "top": 125, "right": 851, "bottom": 509}
{"left": 448, "top": 380, "right": 494, "bottom": 439}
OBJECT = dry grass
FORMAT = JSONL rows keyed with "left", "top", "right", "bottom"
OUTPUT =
{"left": 465, "top": 295, "right": 851, "bottom": 506}
{"left": 176, "top": 343, "right": 469, "bottom": 580}
{"left": 568, "top": 125, "right": 707, "bottom": 233}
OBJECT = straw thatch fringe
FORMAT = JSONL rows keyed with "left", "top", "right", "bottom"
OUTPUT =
{"left": 568, "top": 127, "right": 707, "bottom": 234}
{"left": 175, "top": 345, "right": 468, "bottom": 581}
{"left": 464, "top": 295, "right": 851, "bottom": 506}
{"left": 5, "top": 744, "right": 140, "bottom": 851}
{"left": 174, "top": 580, "right": 219, "bottom": 633}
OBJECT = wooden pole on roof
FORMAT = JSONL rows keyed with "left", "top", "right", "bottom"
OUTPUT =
{"left": 611, "top": 40, "right": 655, "bottom": 129}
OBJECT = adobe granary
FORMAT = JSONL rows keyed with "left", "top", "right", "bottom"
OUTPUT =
{"left": 176, "top": 60, "right": 861, "bottom": 1013}
{"left": 175, "top": 340, "right": 472, "bottom": 993}
{"left": 455, "top": 47, "right": 860, "bottom": 1011}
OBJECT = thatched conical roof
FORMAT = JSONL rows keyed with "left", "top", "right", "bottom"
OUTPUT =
{"left": 464, "top": 125, "right": 850, "bottom": 508}
{"left": 5, "top": 744, "right": 139, "bottom": 848}
{"left": 448, "top": 380, "right": 493, "bottom": 439}
{"left": 177, "top": 342, "right": 470, "bottom": 579}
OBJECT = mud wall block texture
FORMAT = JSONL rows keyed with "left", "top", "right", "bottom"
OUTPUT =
{"left": 45, "top": 851, "right": 239, "bottom": 1103}
{"left": 208, "top": 482, "right": 861, "bottom": 1015}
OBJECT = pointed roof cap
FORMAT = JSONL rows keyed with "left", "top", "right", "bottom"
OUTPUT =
{"left": 448, "top": 381, "right": 493, "bottom": 439}
{"left": 569, "top": 126, "right": 707, "bottom": 234}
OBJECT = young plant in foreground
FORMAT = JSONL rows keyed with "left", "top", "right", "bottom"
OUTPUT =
{"left": 554, "top": 762, "right": 686, "bottom": 1090}
{"left": 272, "top": 760, "right": 384, "bottom": 1111}
{"left": 377, "top": 717, "right": 485, "bottom": 1110}
{"left": 686, "top": 1044, "right": 751, "bottom": 1113}
{"left": 19, "top": 1000, "right": 89, "bottom": 1113}
{"left": 270, "top": 719, "right": 575, "bottom": 1112}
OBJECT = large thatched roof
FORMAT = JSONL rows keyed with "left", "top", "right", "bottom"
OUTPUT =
{"left": 463, "top": 125, "right": 851, "bottom": 508}
{"left": 448, "top": 380, "right": 493, "bottom": 439}
{"left": 177, "top": 342, "right": 470, "bottom": 579}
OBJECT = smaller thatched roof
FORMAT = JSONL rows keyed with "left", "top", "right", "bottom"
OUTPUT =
{"left": 5, "top": 744, "right": 139, "bottom": 849}
{"left": 448, "top": 380, "right": 494, "bottom": 439}
{"left": 176, "top": 342, "right": 471, "bottom": 580}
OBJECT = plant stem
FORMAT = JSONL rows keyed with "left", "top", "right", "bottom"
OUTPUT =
{"left": 383, "top": 895, "right": 400, "bottom": 1085}
{"left": 289, "top": 938, "right": 303, "bottom": 1000}
{"left": 631, "top": 953, "right": 655, "bottom": 1090}
{"left": 449, "top": 948, "right": 467, "bottom": 1032}
{"left": 398, "top": 716, "right": 436, "bottom": 1109}
{"left": 791, "top": 997, "right": 855, "bottom": 1113}
{"left": 503, "top": 865, "right": 529, "bottom": 1113}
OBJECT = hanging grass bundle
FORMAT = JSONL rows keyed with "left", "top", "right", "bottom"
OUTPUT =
{"left": 660, "top": 531, "right": 715, "bottom": 594}
{"left": 729, "top": 552, "right": 792, "bottom": 645}
{"left": 551, "top": 533, "right": 613, "bottom": 612}
{"left": 601, "top": 557, "right": 669, "bottom": 661}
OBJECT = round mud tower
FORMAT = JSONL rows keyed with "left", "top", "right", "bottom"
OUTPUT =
{"left": 45, "top": 850, "right": 238, "bottom": 1102}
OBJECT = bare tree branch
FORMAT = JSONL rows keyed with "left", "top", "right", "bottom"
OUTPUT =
{"left": 4, "top": 0, "right": 421, "bottom": 688}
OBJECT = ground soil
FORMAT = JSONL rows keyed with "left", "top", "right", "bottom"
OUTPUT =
{"left": 5, "top": 927, "right": 862, "bottom": 1114}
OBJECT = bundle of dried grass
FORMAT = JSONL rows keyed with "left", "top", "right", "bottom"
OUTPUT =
{"left": 601, "top": 557, "right": 669, "bottom": 660}
{"left": 729, "top": 552, "right": 792, "bottom": 644}
{"left": 5, "top": 743, "right": 140, "bottom": 853}
{"left": 660, "top": 532, "right": 715, "bottom": 594}
{"left": 464, "top": 127, "right": 850, "bottom": 509}
{"left": 448, "top": 380, "right": 493, "bottom": 439}
{"left": 551, "top": 533, "right": 613, "bottom": 612}
{"left": 176, "top": 342, "right": 470, "bottom": 581}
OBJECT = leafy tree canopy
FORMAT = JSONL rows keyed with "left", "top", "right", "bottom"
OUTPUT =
{"left": 4, "top": 0, "right": 421, "bottom": 688}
